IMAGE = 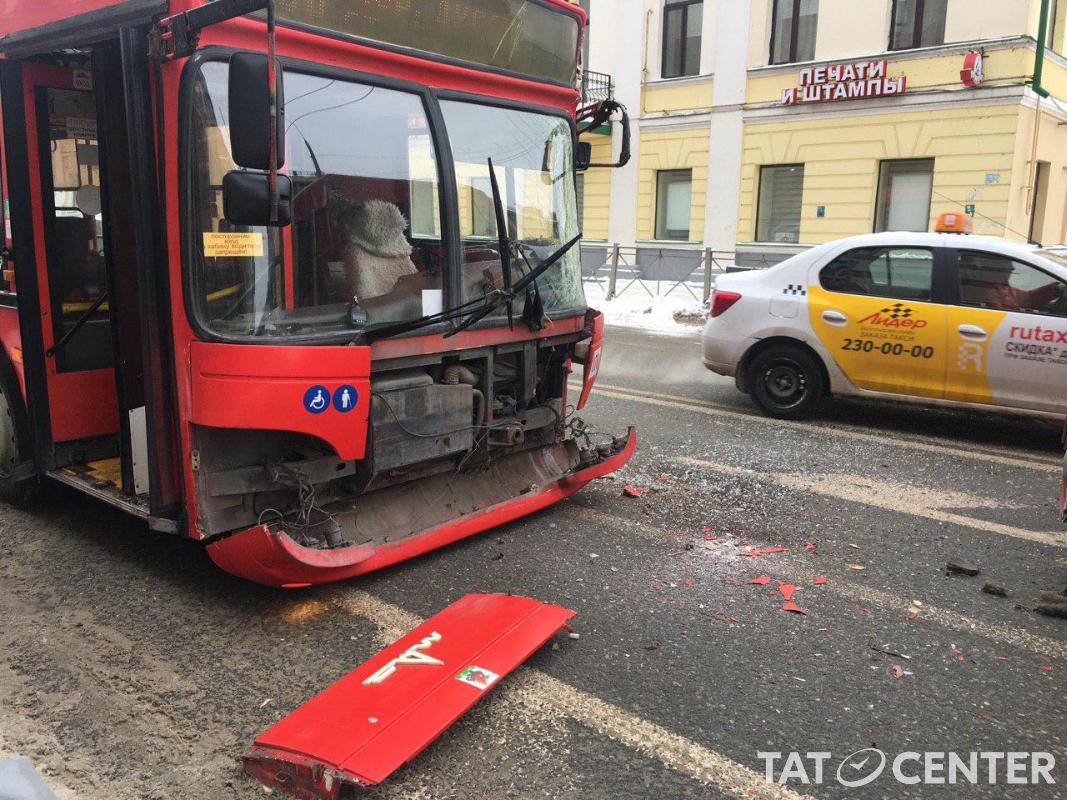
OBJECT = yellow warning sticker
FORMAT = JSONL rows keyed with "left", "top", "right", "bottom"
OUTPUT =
{"left": 202, "top": 232, "right": 264, "bottom": 258}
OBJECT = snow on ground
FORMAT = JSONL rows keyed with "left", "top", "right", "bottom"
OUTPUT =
{"left": 583, "top": 278, "right": 707, "bottom": 335}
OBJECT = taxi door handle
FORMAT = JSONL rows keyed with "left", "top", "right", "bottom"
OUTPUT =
{"left": 957, "top": 324, "right": 988, "bottom": 341}
{"left": 821, "top": 310, "right": 848, "bottom": 326}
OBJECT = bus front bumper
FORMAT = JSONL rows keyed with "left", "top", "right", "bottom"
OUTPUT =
{"left": 206, "top": 427, "right": 636, "bottom": 587}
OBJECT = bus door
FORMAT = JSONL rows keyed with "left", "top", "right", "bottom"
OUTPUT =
{"left": 21, "top": 63, "right": 118, "bottom": 445}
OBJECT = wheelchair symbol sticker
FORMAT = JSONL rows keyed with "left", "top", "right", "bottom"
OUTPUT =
{"left": 333, "top": 385, "right": 357, "bottom": 413}
{"left": 303, "top": 385, "right": 330, "bottom": 414}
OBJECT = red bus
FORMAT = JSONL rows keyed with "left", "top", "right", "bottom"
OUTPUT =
{"left": 0, "top": 0, "right": 634, "bottom": 587}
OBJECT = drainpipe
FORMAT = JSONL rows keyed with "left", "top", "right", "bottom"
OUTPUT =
{"left": 1027, "top": 0, "right": 1051, "bottom": 220}
{"left": 1033, "top": 0, "right": 1051, "bottom": 99}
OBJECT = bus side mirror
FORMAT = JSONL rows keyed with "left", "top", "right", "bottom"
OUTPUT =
{"left": 223, "top": 171, "right": 292, "bottom": 227}
{"left": 228, "top": 52, "right": 285, "bottom": 171}
{"left": 575, "top": 141, "right": 592, "bottom": 171}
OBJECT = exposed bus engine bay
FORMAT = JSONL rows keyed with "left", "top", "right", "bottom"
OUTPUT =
{"left": 192, "top": 337, "right": 626, "bottom": 552}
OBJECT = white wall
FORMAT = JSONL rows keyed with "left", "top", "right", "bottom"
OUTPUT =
{"left": 944, "top": 0, "right": 1033, "bottom": 43}
{"left": 586, "top": 0, "right": 617, "bottom": 73}
{"left": 605, "top": 0, "right": 647, "bottom": 245}
{"left": 814, "top": 0, "right": 891, "bottom": 62}
{"left": 704, "top": 0, "right": 750, "bottom": 249}
{"left": 747, "top": 0, "right": 1033, "bottom": 69}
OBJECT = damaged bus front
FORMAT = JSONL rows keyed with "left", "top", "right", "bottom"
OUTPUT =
{"left": 0, "top": 0, "right": 632, "bottom": 587}
{"left": 183, "top": 2, "right": 635, "bottom": 585}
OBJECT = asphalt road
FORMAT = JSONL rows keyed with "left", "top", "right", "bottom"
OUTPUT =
{"left": 2, "top": 323, "right": 1066, "bottom": 799}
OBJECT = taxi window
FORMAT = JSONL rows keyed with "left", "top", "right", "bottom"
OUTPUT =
{"left": 957, "top": 250, "right": 1067, "bottom": 317}
{"left": 819, "top": 246, "right": 933, "bottom": 302}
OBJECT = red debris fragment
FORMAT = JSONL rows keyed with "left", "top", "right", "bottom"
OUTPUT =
{"left": 778, "top": 582, "right": 798, "bottom": 601}
{"left": 741, "top": 545, "right": 790, "bottom": 557}
{"left": 804, "top": 541, "right": 817, "bottom": 551}
{"left": 701, "top": 526, "right": 712, "bottom": 533}
{"left": 891, "top": 665, "right": 904, "bottom": 679}
{"left": 622, "top": 485, "right": 646, "bottom": 497}
{"left": 814, "top": 576, "right": 826, "bottom": 585}
{"left": 721, "top": 576, "right": 738, "bottom": 583}
{"left": 782, "top": 601, "right": 806, "bottom": 614}
{"left": 748, "top": 576, "right": 771, "bottom": 585}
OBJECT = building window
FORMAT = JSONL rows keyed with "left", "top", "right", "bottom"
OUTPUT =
{"left": 1029, "top": 161, "right": 1050, "bottom": 244}
{"left": 890, "top": 0, "right": 947, "bottom": 50}
{"left": 756, "top": 164, "right": 804, "bottom": 243}
{"left": 875, "top": 159, "right": 934, "bottom": 232}
{"left": 1050, "top": 0, "right": 1059, "bottom": 52}
{"left": 770, "top": 0, "right": 819, "bottom": 65}
{"left": 655, "top": 169, "right": 692, "bottom": 240}
{"left": 662, "top": 0, "right": 703, "bottom": 79}
{"left": 820, "top": 247, "right": 934, "bottom": 302}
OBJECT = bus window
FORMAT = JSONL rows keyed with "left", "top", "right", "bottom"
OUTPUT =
{"left": 41, "top": 87, "right": 111, "bottom": 371}
{"left": 440, "top": 100, "right": 584, "bottom": 316}
{"left": 275, "top": 0, "right": 581, "bottom": 85}
{"left": 188, "top": 63, "right": 444, "bottom": 339}
{"left": 0, "top": 82, "right": 11, "bottom": 296}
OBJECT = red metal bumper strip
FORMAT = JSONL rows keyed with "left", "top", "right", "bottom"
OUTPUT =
{"left": 207, "top": 427, "right": 637, "bottom": 587}
{"left": 576, "top": 309, "right": 604, "bottom": 411}
{"left": 243, "top": 593, "right": 575, "bottom": 798}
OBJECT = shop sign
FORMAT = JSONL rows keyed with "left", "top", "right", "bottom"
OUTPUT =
{"left": 960, "top": 51, "right": 984, "bottom": 88}
{"left": 780, "top": 60, "right": 907, "bottom": 105}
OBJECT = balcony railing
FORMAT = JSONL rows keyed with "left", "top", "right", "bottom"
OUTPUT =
{"left": 581, "top": 69, "right": 614, "bottom": 105}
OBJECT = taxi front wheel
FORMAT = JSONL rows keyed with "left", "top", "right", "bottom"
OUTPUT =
{"left": 747, "top": 345, "right": 825, "bottom": 420}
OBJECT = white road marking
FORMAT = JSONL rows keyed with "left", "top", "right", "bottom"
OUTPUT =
{"left": 566, "top": 506, "right": 1067, "bottom": 661}
{"left": 329, "top": 590, "right": 809, "bottom": 800}
{"left": 678, "top": 456, "right": 1066, "bottom": 548}
{"left": 582, "top": 381, "right": 1059, "bottom": 473}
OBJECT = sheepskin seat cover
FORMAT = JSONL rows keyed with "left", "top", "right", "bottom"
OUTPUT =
{"left": 343, "top": 200, "right": 418, "bottom": 300}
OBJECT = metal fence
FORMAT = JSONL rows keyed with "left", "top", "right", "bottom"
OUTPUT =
{"left": 581, "top": 70, "right": 614, "bottom": 105}
{"left": 580, "top": 243, "right": 784, "bottom": 303}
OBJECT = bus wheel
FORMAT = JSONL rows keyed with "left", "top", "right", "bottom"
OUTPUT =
{"left": 0, "top": 384, "right": 36, "bottom": 506}
{"left": 747, "top": 345, "right": 825, "bottom": 420}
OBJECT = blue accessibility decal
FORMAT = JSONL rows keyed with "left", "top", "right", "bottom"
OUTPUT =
{"left": 333, "top": 385, "right": 358, "bottom": 413}
{"left": 303, "top": 385, "right": 330, "bottom": 414}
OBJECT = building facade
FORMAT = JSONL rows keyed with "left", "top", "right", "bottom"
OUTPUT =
{"left": 579, "top": 0, "right": 1067, "bottom": 271}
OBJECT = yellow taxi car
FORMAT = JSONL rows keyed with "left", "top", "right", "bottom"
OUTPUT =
{"left": 702, "top": 214, "right": 1067, "bottom": 419}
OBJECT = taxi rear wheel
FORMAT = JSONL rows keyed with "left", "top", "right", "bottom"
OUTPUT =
{"left": 747, "top": 345, "right": 825, "bottom": 419}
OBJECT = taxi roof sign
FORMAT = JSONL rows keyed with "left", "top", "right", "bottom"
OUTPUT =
{"left": 935, "top": 212, "right": 973, "bottom": 234}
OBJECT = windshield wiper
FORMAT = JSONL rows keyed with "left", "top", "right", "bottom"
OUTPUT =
{"left": 443, "top": 231, "right": 581, "bottom": 338}
{"left": 358, "top": 293, "right": 492, "bottom": 341}
{"left": 487, "top": 157, "right": 515, "bottom": 331}
{"left": 359, "top": 231, "right": 581, "bottom": 343}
